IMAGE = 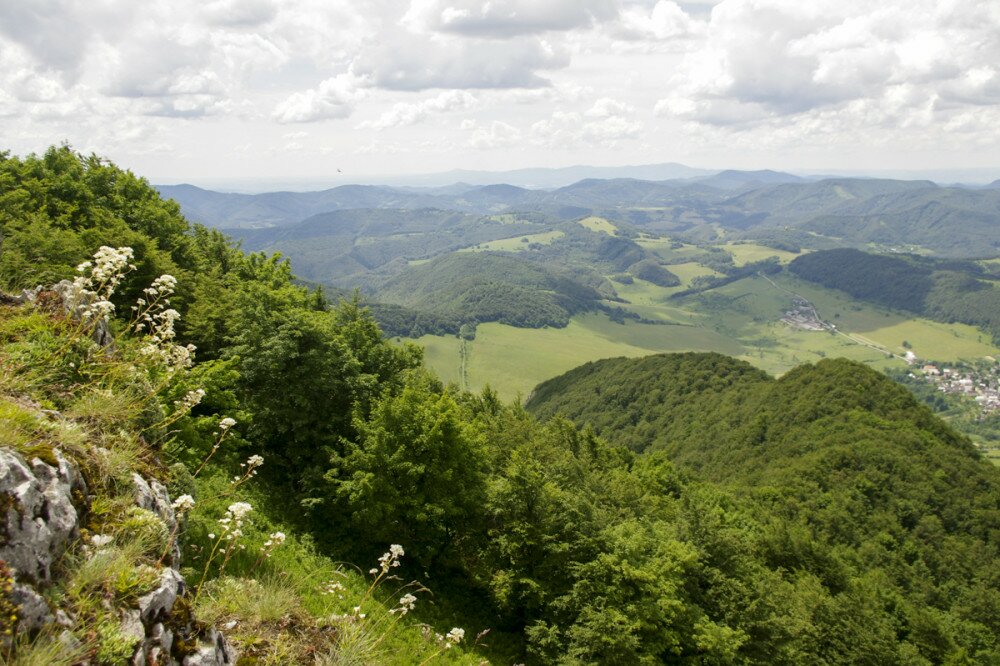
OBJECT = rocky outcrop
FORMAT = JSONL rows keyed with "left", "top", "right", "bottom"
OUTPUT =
{"left": 9, "top": 281, "right": 113, "bottom": 346}
{"left": 0, "top": 448, "right": 86, "bottom": 585}
{"left": 0, "top": 447, "right": 233, "bottom": 665}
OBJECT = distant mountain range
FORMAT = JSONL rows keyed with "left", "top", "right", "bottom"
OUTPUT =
{"left": 158, "top": 170, "right": 1000, "bottom": 258}
{"left": 156, "top": 169, "right": 805, "bottom": 229}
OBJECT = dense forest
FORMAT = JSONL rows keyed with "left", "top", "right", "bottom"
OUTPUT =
{"left": 3, "top": 147, "right": 1000, "bottom": 664}
{"left": 377, "top": 252, "right": 606, "bottom": 329}
{"left": 789, "top": 248, "right": 1000, "bottom": 342}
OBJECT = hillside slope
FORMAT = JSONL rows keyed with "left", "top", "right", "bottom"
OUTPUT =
{"left": 789, "top": 248, "right": 1000, "bottom": 342}
{"left": 378, "top": 252, "right": 606, "bottom": 328}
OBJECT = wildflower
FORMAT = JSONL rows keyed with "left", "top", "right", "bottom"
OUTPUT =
{"left": 228, "top": 502, "right": 253, "bottom": 520}
{"left": 445, "top": 627, "right": 465, "bottom": 647}
{"left": 320, "top": 580, "right": 345, "bottom": 598}
{"left": 376, "top": 544, "right": 405, "bottom": 574}
{"left": 217, "top": 502, "right": 252, "bottom": 541}
{"left": 172, "top": 494, "right": 196, "bottom": 513}
{"left": 208, "top": 533, "right": 216, "bottom": 539}
{"left": 392, "top": 593, "right": 417, "bottom": 615}
{"left": 219, "top": 417, "right": 236, "bottom": 431}
{"left": 260, "top": 531, "right": 285, "bottom": 558}
{"left": 91, "top": 534, "right": 113, "bottom": 548}
{"left": 242, "top": 454, "right": 264, "bottom": 470}
{"left": 174, "top": 388, "right": 205, "bottom": 411}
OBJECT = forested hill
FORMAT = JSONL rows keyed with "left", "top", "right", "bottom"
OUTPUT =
{"left": 377, "top": 252, "right": 605, "bottom": 328}
{"left": 527, "top": 353, "right": 971, "bottom": 479}
{"left": 527, "top": 353, "right": 1000, "bottom": 659}
{"left": 789, "top": 248, "right": 1000, "bottom": 342}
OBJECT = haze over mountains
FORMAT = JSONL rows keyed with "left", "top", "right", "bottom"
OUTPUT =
{"left": 159, "top": 168, "right": 1000, "bottom": 260}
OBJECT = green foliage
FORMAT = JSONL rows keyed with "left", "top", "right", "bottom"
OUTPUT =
{"left": 378, "top": 253, "right": 605, "bottom": 329}
{"left": 528, "top": 353, "right": 1000, "bottom": 663}
{"left": 326, "top": 374, "right": 488, "bottom": 562}
{"left": 628, "top": 259, "right": 681, "bottom": 287}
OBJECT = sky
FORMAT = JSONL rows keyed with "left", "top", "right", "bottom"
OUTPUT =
{"left": 2, "top": 0, "right": 1000, "bottom": 186}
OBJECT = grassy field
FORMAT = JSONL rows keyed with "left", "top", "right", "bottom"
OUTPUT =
{"left": 577, "top": 216, "right": 618, "bottom": 235}
{"left": 724, "top": 242, "right": 804, "bottom": 266}
{"left": 415, "top": 313, "right": 741, "bottom": 399}
{"left": 459, "top": 230, "right": 565, "bottom": 252}
{"left": 405, "top": 236, "right": 1000, "bottom": 400}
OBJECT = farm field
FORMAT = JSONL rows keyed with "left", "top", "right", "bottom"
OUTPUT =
{"left": 413, "top": 271, "right": 1000, "bottom": 401}
{"left": 577, "top": 216, "right": 618, "bottom": 235}
{"left": 459, "top": 230, "right": 564, "bottom": 252}
{"left": 724, "top": 242, "right": 805, "bottom": 265}
{"left": 415, "top": 313, "right": 740, "bottom": 398}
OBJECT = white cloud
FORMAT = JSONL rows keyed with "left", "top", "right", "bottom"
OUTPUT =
{"left": 616, "top": 1, "right": 701, "bottom": 40}
{"left": 585, "top": 97, "right": 634, "bottom": 118}
{"left": 201, "top": 0, "right": 278, "bottom": 27}
{"left": 273, "top": 73, "right": 367, "bottom": 123}
{"left": 655, "top": 0, "right": 1000, "bottom": 128}
{"left": 353, "top": 33, "right": 570, "bottom": 90}
{"left": 466, "top": 120, "right": 522, "bottom": 149}
{"left": 531, "top": 106, "right": 642, "bottom": 148}
{"left": 1, "top": 0, "right": 998, "bottom": 179}
{"left": 358, "top": 91, "right": 477, "bottom": 130}
{"left": 403, "top": 0, "right": 618, "bottom": 37}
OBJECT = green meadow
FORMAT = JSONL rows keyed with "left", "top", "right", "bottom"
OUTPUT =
{"left": 414, "top": 271, "right": 1000, "bottom": 400}
{"left": 577, "top": 216, "right": 618, "bottom": 234}
{"left": 459, "top": 230, "right": 565, "bottom": 252}
{"left": 724, "top": 241, "right": 805, "bottom": 265}
{"left": 415, "top": 313, "right": 740, "bottom": 398}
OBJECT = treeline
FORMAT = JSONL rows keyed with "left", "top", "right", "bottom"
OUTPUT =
{"left": 377, "top": 252, "right": 604, "bottom": 330}
{"left": 789, "top": 248, "right": 1000, "bottom": 341}
{"left": 629, "top": 258, "right": 681, "bottom": 286}
{"left": 366, "top": 302, "right": 464, "bottom": 338}
{"left": 5, "top": 147, "right": 1000, "bottom": 664}
{"left": 671, "top": 257, "right": 782, "bottom": 298}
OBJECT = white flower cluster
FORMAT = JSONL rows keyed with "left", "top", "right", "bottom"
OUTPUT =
{"left": 128, "top": 271, "right": 196, "bottom": 371}
{"left": 320, "top": 580, "right": 345, "bottom": 599}
{"left": 138, "top": 305, "right": 195, "bottom": 371}
{"left": 370, "top": 543, "right": 404, "bottom": 576}
{"left": 72, "top": 246, "right": 136, "bottom": 322}
{"left": 390, "top": 592, "right": 417, "bottom": 616}
{"left": 441, "top": 627, "right": 465, "bottom": 648}
{"left": 232, "top": 453, "right": 264, "bottom": 486}
{"left": 171, "top": 494, "right": 196, "bottom": 513}
{"left": 260, "top": 531, "right": 285, "bottom": 558}
{"left": 147, "top": 274, "right": 177, "bottom": 297}
{"left": 219, "top": 417, "right": 236, "bottom": 431}
{"left": 174, "top": 388, "right": 205, "bottom": 411}
{"left": 90, "top": 534, "right": 114, "bottom": 548}
{"left": 217, "top": 501, "right": 253, "bottom": 542}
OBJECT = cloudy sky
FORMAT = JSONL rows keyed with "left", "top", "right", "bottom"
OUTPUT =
{"left": 2, "top": 0, "right": 1000, "bottom": 186}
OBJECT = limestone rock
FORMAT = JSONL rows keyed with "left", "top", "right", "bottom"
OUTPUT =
{"left": 10, "top": 583, "right": 53, "bottom": 634}
{"left": 138, "top": 567, "right": 185, "bottom": 624}
{"left": 121, "top": 608, "right": 146, "bottom": 642}
{"left": 0, "top": 448, "right": 86, "bottom": 583}
{"left": 182, "top": 629, "right": 234, "bottom": 666}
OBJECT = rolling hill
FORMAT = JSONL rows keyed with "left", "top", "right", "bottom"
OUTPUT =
{"left": 789, "top": 248, "right": 1000, "bottom": 343}
{"left": 377, "top": 252, "right": 606, "bottom": 329}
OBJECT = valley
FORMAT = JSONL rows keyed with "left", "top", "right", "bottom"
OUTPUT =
{"left": 159, "top": 174, "right": 1000, "bottom": 453}
{"left": 413, "top": 269, "right": 999, "bottom": 398}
